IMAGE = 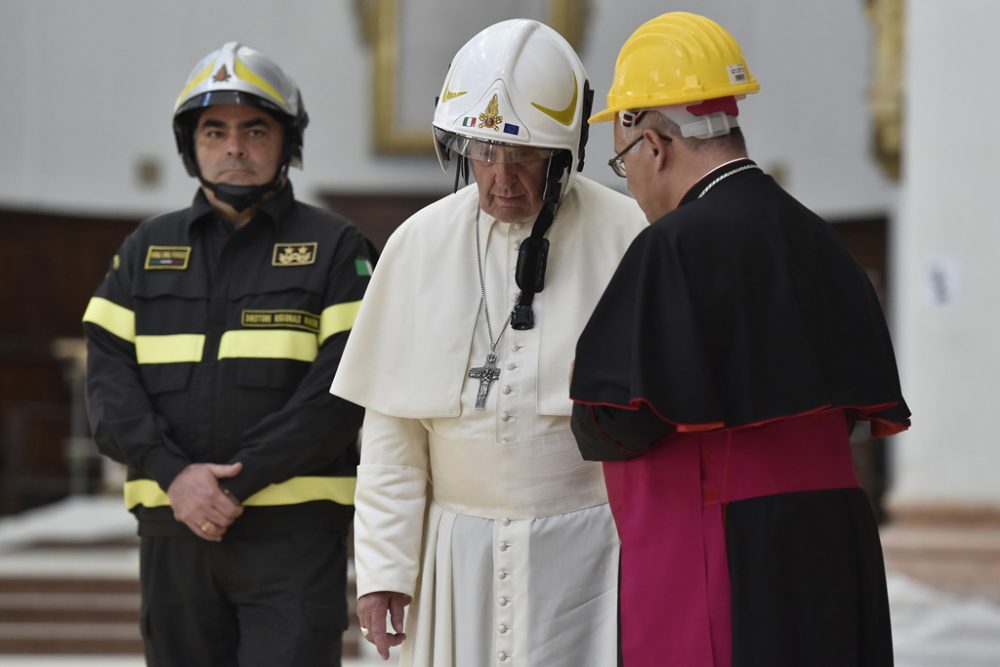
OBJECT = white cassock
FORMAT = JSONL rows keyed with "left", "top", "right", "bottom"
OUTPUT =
{"left": 331, "top": 176, "right": 646, "bottom": 667}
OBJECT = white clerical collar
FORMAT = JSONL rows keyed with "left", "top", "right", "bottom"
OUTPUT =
{"left": 693, "top": 157, "right": 751, "bottom": 186}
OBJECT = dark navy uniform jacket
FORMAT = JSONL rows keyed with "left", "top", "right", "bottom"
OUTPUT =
{"left": 84, "top": 185, "right": 371, "bottom": 537}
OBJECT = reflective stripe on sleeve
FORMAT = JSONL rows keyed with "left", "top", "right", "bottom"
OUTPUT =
{"left": 135, "top": 334, "right": 205, "bottom": 364}
{"left": 174, "top": 61, "right": 214, "bottom": 108}
{"left": 124, "top": 476, "right": 357, "bottom": 509}
{"left": 218, "top": 329, "right": 319, "bottom": 362}
{"left": 82, "top": 297, "right": 136, "bottom": 343}
{"left": 320, "top": 300, "right": 362, "bottom": 343}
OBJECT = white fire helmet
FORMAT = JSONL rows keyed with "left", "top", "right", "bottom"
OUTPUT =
{"left": 432, "top": 19, "right": 593, "bottom": 200}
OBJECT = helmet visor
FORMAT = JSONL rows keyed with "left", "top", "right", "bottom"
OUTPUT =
{"left": 434, "top": 128, "right": 556, "bottom": 164}
{"left": 175, "top": 90, "right": 288, "bottom": 121}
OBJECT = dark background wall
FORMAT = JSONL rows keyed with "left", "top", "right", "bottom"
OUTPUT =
{"left": 0, "top": 209, "right": 138, "bottom": 513}
{"left": 0, "top": 201, "right": 889, "bottom": 516}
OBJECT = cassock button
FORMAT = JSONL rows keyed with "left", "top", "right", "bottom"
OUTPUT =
{"left": 498, "top": 623, "right": 509, "bottom": 634}
{"left": 498, "top": 651, "right": 509, "bottom": 661}
{"left": 498, "top": 596, "right": 510, "bottom": 606}
{"left": 501, "top": 412, "right": 511, "bottom": 422}
{"left": 498, "top": 569, "right": 510, "bottom": 580}
{"left": 501, "top": 518, "right": 511, "bottom": 526}
{"left": 499, "top": 541, "right": 511, "bottom": 551}
{"left": 502, "top": 385, "right": 512, "bottom": 395}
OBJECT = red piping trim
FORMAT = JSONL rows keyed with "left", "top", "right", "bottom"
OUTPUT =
{"left": 587, "top": 405, "right": 645, "bottom": 457}
{"left": 569, "top": 396, "right": 909, "bottom": 436}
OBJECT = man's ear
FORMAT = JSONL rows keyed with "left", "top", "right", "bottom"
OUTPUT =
{"left": 645, "top": 130, "right": 670, "bottom": 171}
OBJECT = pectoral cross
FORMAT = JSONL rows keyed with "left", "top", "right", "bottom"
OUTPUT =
{"left": 468, "top": 352, "right": 501, "bottom": 410}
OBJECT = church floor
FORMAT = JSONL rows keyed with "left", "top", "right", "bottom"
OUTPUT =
{"left": 1, "top": 497, "right": 998, "bottom": 667}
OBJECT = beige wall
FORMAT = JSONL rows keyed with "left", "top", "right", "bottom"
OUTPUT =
{"left": 0, "top": 0, "right": 891, "bottom": 219}
{"left": 891, "top": 0, "right": 1000, "bottom": 506}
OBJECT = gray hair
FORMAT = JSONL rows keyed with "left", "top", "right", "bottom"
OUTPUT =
{"left": 632, "top": 111, "right": 747, "bottom": 154}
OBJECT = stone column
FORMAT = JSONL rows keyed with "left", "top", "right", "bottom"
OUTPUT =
{"left": 882, "top": 0, "right": 1000, "bottom": 600}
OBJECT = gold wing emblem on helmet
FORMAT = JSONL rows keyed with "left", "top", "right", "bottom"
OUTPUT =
{"left": 478, "top": 94, "right": 503, "bottom": 131}
{"left": 532, "top": 77, "right": 578, "bottom": 126}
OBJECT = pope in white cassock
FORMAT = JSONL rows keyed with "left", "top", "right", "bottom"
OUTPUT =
{"left": 331, "top": 19, "right": 647, "bottom": 667}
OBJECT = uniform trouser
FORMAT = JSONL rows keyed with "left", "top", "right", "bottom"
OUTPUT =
{"left": 139, "top": 528, "right": 348, "bottom": 667}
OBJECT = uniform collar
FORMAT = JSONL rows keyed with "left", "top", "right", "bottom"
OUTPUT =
{"left": 184, "top": 182, "right": 296, "bottom": 230}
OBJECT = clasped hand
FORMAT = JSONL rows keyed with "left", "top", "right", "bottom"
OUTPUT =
{"left": 166, "top": 462, "right": 244, "bottom": 541}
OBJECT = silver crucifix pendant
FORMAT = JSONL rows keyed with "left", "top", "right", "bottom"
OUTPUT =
{"left": 468, "top": 352, "right": 502, "bottom": 410}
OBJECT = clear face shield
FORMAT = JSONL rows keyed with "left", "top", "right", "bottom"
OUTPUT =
{"left": 433, "top": 128, "right": 557, "bottom": 165}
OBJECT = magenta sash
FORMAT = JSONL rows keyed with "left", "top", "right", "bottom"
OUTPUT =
{"left": 603, "top": 409, "right": 860, "bottom": 667}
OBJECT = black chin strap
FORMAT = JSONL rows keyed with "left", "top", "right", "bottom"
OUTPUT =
{"left": 198, "top": 164, "right": 288, "bottom": 213}
{"left": 510, "top": 153, "right": 571, "bottom": 330}
{"left": 452, "top": 156, "right": 470, "bottom": 193}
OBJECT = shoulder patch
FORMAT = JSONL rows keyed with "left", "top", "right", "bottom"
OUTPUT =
{"left": 273, "top": 242, "right": 318, "bottom": 267}
{"left": 145, "top": 245, "right": 191, "bottom": 270}
{"left": 354, "top": 257, "right": 373, "bottom": 277}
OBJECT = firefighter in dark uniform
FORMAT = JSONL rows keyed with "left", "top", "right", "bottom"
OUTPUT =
{"left": 82, "top": 42, "right": 370, "bottom": 666}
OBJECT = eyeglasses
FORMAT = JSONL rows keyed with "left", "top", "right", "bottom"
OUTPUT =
{"left": 433, "top": 128, "right": 557, "bottom": 164}
{"left": 607, "top": 132, "right": 671, "bottom": 178}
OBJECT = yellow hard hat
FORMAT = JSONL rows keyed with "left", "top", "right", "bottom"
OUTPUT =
{"left": 590, "top": 12, "right": 760, "bottom": 124}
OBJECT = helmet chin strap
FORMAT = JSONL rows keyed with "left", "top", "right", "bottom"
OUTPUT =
{"left": 510, "top": 152, "right": 572, "bottom": 330}
{"left": 198, "top": 163, "right": 288, "bottom": 213}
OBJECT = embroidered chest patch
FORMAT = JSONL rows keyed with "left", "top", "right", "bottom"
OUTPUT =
{"left": 272, "top": 242, "right": 318, "bottom": 266}
{"left": 145, "top": 246, "right": 191, "bottom": 270}
{"left": 241, "top": 309, "right": 320, "bottom": 333}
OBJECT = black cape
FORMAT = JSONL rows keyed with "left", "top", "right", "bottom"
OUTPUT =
{"left": 571, "top": 159, "right": 910, "bottom": 436}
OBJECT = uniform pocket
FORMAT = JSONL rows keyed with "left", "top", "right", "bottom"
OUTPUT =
{"left": 290, "top": 530, "right": 349, "bottom": 631}
{"left": 303, "top": 599, "right": 347, "bottom": 632}
{"left": 139, "top": 363, "right": 192, "bottom": 394}
{"left": 228, "top": 359, "right": 308, "bottom": 435}
{"left": 233, "top": 359, "right": 306, "bottom": 391}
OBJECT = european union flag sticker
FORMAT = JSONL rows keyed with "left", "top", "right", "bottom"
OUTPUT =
{"left": 503, "top": 123, "right": 520, "bottom": 136}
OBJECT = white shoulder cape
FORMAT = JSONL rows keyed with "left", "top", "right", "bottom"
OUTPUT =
{"left": 331, "top": 176, "right": 646, "bottom": 418}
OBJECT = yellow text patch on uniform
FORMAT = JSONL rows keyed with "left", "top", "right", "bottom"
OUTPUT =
{"left": 145, "top": 245, "right": 191, "bottom": 270}
{"left": 272, "top": 242, "right": 317, "bottom": 266}
{"left": 241, "top": 309, "right": 320, "bottom": 333}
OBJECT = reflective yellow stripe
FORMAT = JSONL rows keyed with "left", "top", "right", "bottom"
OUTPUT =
{"left": 123, "top": 476, "right": 356, "bottom": 509}
{"left": 246, "top": 477, "right": 356, "bottom": 506}
{"left": 123, "top": 480, "right": 169, "bottom": 508}
{"left": 320, "top": 301, "right": 362, "bottom": 343}
{"left": 174, "top": 61, "right": 215, "bottom": 108}
{"left": 234, "top": 58, "right": 287, "bottom": 107}
{"left": 218, "top": 330, "right": 318, "bottom": 362}
{"left": 135, "top": 334, "right": 205, "bottom": 364}
{"left": 82, "top": 297, "right": 136, "bottom": 342}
